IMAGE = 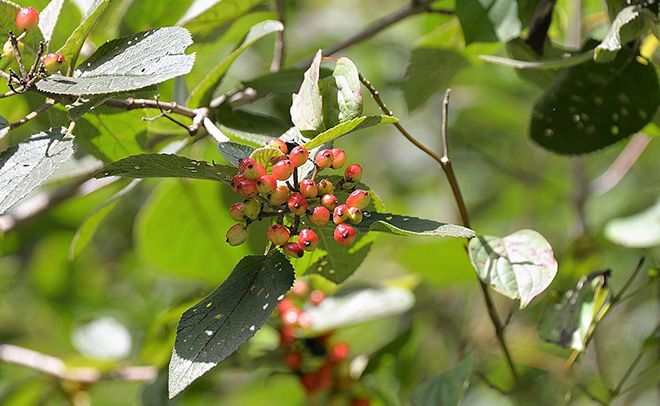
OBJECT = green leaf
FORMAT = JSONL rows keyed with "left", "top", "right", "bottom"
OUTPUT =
{"left": 414, "top": 354, "right": 473, "bottom": 406}
{"left": 0, "top": 127, "right": 74, "bottom": 214}
{"left": 356, "top": 212, "right": 475, "bottom": 239}
{"left": 539, "top": 271, "right": 611, "bottom": 351}
{"left": 94, "top": 153, "right": 237, "bottom": 182}
{"left": 56, "top": 0, "right": 112, "bottom": 70}
{"left": 168, "top": 250, "right": 294, "bottom": 398}
{"left": 321, "top": 57, "right": 363, "bottom": 127}
{"left": 214, "top": 105, "right": 289, "bottom": 146}
{"left": 468, "top": 229, "right": 558, "bottom": 308}
{"left": 65, "top": 94, "right": 113, "bottom": 120}
{"left": 0, "top": 1, "right": 20, "bottom": 38}
{"left": 75, "top": 110, "right": 148, "bottom": 162}
{"left": 595, "top": 6, "right": 649, "bottom": 62}
{"left": 217, "top": 141, "right": 256, "bottom": 166}
{"left": 305, "top": 227, "right": 374, "bottom": 283}
{"left": 120, "top": 0, "right": 194, "bottom": 36}
{"left": 243, "top": 67, "right": 332, "bottom": 95}
{"left": 249, "top": 147, "right": 284, "bottom": 173}
{"left": 530, "top": 49, "right": 659, "bottom": 154}
{"left": 404, "top": 48, "right": 469, "bottom": 111}
{"left": 303, "top": 115, "right": 398, "bottom": 150}
{"left": 604, "top": 200, "right": 660, "bottom": 248}
{"left": 38, "top": 0, "right": 64, "bottom": 43}
{"left": 362, "top": 326, "right": 413, "bottom": 376}
{"left": 305, "top": 285, "right": 415, "bottom": 332}
{"left": 179, "top": 0, "right": 266, "bottom": 40}
{"left": 291, "top": 50, "right": 325, "bottom": 135}
{"left": 456, "top": 0, "right": 522, "bottom": 44}
{"left": 187, "top": 20, "right": 283, "bottom": 108}
{"left": 38, "top": 27, "right": 195, "bottom": 95}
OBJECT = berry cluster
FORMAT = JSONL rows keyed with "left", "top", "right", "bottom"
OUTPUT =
{"left": 276, "top": 280, "right": 371, "bottom": 405}
{"left": 226, "top": 138, "right": 370, "bottom": 258}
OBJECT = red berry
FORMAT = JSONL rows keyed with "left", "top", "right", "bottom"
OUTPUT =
{"left": 300, "top": 373, "right": 318, "bottom": 393}
{"left": 330, "top": 148, "right": 347, "bottom": 169}
{"left": 272, "top": 159, "right": 294, "bottom": 181}
{"left": 333, "top": 204, "right": 349, "bottom": 224}
{"left": 267, "top": 224, "right": 290, "bottom": 246}
{"left": 300, "top": 179, "right": 318, "bottom": 198}
{"left": 232, "top": 173, "right": 247, "bottom": 187}
{"left": 42, "top": 53, "right": 65, "bottom": 74}
{"left": 269, "top": 184, "right": 290, "bottom": 205}
{"left": 351, "top": 398, "right": 371, "bottom": 406}
{"left": 348, "top": 206, "right": 363, "bottom": 224}
{"left": 344, "top": 164, "right": 363, "bottom": 182}
{"left": 316, "top": 363, "right": 334, "bottom": 390}
{"left": 317, "top": 179, "right": 334, "bottom": 194}
{"left": 236, "top": 179, "right": 258, "bottom": 197}
{"left": 267, "top": 138, "right": 288, "bottom": 154}
{"left": 279, "top": 325, "right": 296, "bottom": 347}
{"left": 283, "top": 242, "right": 304, "bottom": 258}
{"left": 287, "top": 192, "right": 308, "bottom": 216}
{"left": 309, "top": 206, "right": 330, "bottom": 226}
{"left": 243, "top": 161, "right": 267, "bottom": 180}
{"left": 298, "top": 229, "right": 318, "bottom": 251}
{"left": 238, "top": 158, "right": 257, "bottom": 173}
{"left": 242, "top": 198, "right": 261, "bottom": 220}
{"left": 256, "top": 174, "right": 277, "bottom": 195}
{"left": 229, "top": 202, "right": 245, "bottom": 221}
{"left": 226, "top": 224, "right": 247, "bottom": 246}
{"left": 284, "top": 351, "right": 303, "bottom": 370}
{"left": 297, "top": 312, "right": 312, "bottom": 328}
{"left": 277, "top": 298, "right": 294, "bottom": 313}
{"left": 289, "top": 146, "right": 309, "bottom": 167}
{"left": 282, "top": 307, "right": 301, "bottom": 325}
{"left": 329, "top": 342, "right": 350, "bottom": 362}
{"left": 315, "top": 149, "right": 334, "bottom": 169}
{"left": 346, "top": 189, "right": 370, "bottom": 210}
{"left": 321, "top": 194, "right": 339, "bottom": 210}
{"left": 16, "top": 7, "right": 39, "bottom": 31}
{"left": 310, "top": 290, "right": 325, "bottom": 305}
{"left": 334, "top": 224, "right": 356, "bottom": 247}
{"left": 291, "top": 280, "right": 308, "bottom": 297}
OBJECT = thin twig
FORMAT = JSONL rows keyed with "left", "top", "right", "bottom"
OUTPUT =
{"left": 103, "top": 97, "right": 197, "bottom": 118}
{"left": 8, "top": 32, "right": 27, "bottom": 78}
{"left": 9, "top": 98, "right": 56, "bottom": 129}
{"left": 590, "top": 134, "right": 651, "bottom": 195}
{"left": 270, "top": 0, "right": 286, "bottom": 72}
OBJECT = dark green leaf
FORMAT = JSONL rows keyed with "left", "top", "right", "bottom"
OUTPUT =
{"left": 0, "top": 127, "right": 74, "bottom": 214}
{"left": 456, "top": 0, "right": 521, "bottom": 44}
{"left": 530, "top": 49, "right": 659, "bottom": 154}
{"left": 168, "top": 250, "right": 294, "bottom": 398}
{"left": 65, "top": 94, "right": 114, "bottom": 120}
{"left": 57, "top": 0, "right": 112, "bottom": 70}
{"left": 215, "top": 105, "right": 289, "bottom": 147}
{"left": 290, "top": 50, "right": 325, "bottom": 135}
{"left": 362, "top": 326, "right": 413, "bottom": 376}
{"left": 414, "top": 354, "right": 473, "bottom": 406}
{"left": 356, "top": 212, "right": 475, "bottom": 239}
{"left": 305, "top": 227, "right": 374, "bottom": 283}
{"left": 94, "top": 153, "right": 236, "bottom": 182}
{"left": 243, "top": 67, "right": 333, "bottom": 95}
{"left": 217, "top": 142, "right": 256, "bottom": 167}
{"left": 303, "top": 115, "right": 398, "bottom": 150}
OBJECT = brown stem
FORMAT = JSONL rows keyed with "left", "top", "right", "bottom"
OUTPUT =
{"left": 270, "top": 0, "right": 286, "bottom": 72}
{"left": 103, "top": 97, "right": 197, "bottom": 118}
{"left": 9, "top": 32, "right": 28, "bottom": 78}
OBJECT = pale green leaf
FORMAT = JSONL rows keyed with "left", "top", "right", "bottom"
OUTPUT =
{"left": 57, "top": 0, "right": 112, "bottom": 71}
{"left": 605, "top": 200, "right": 660, "bottom": 248}
{"left": 303, "top": 115, "right": 398, "bottom": 150}
{"left": 290, "top": 49, "right": 324, "bottom": 135}
{"left": 38, "top": 0, "right": 64, "bottom": 43}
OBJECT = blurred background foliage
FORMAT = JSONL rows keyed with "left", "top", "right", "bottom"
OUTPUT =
{"left": 0, "top": 0, "right": 658, "bottom": 405}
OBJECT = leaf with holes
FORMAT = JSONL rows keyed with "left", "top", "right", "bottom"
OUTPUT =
{"left": 604, "top": 200, "right": 660, "bottom": 248}
{"left": 217, "top": 142, "right": 256, "bottom": 167}
{"left": 530, "top": 48, "right": 659, "bottom": 154}
{"left": 303, "top": 115, "right": 398, "bottom": 150}
{"left": 0, "top": 127, "right": 74, "bottom": 214}
{"left": 291, "top": 50, "right": 325, "bottom": 136}
{"left": 94, "top": 154, "right": 236, "bottom": 182}
{"left": 414, "top": 354, "right": 473, "bottom": 406}
{"left": 469, "top": 229, "right": 558, "bottom": 308}
{"left": 456, "top": 0, "right": 521, "bottom": 44}
{"left": 168, "top": 250, "right": 294, "bottom": 398}
{"left": 37, "top": 27, "right": 195, "bottom": 95}
{"left": 356, "top": 213, "right": 474, "bottom": 239}
{"left": 539, "top": 271, "right": 611, "bottom": 351}
{"left": 56, "top": 0, "right": 112, "bottom": 70}
{"left": 595, "top": 6, "right": 650, "bottom": 62}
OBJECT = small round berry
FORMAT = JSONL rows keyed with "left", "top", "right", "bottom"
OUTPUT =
{"left": 310, "top": 290, "right": 325, "bottom": 305}
{"left": 346, "top": 189, "right": 370, "bottom": 210}
{"left": 291, "top": 280, "right": 308, "bottom": 297}
{"left": 329, "top": 342, "right": 350, "bottom": 362}
{"left": 267, "top": 224, "right": 290, "bottom": 246}
{"left": 314, "top": 149, "right": 334, "bottom": 169}
{"left": 42, "top": 53, "right": 65, "bottom": 74}
{"left": 236, "top": 179, "right": 258, "bottom": 197}
{"left": 333, "top": 204, "right": 349, "bottom": 224}
{"left": 282, "top": 307, "right": 301, "bottom": 324}
{"left": 256, "top": 174, "right": 277, "bottom": 195}
{"left": 344, "top": 164, "right": 363, "bottom": 182}
{"left": 226, "top": 224, "right": 247, "bottom": 246}
{"left": 267, "top": 138, "right": 288, "bottom": 154}
{"left": 317, "top": 179, "right": 334, "bottom": 195}
{"left": 299, "top": 179, "right": 318, "bottom": 198}
{"left": 351, "top": 398, "right": 371, "bottom": 406}
{"left": 347, "top": 206, "right": 363, "bottom": 224}
{"left": 2, "top": 40, "right": 23, "bottom": 59}
{"left": 238, "top": 157, "right": 257, "bottom": 173}
{"left": 330, "top": 148, "right": 347, "bottom": 169}
{"left": 297, "top": 312, "right": 312, "bottom": 328}
{"left": 272, "top": 159, "right": 294, "bottom": 181}
{"left": 316, "top": 363, "right": 334, "bottom": 390}
{"left": 283, "top": 242, "right": 304, "bottom": 258}
{"left": 229, "top": 202, "right": 245, "bottom": 221}
{"left": 277, "top": 297, "right": 295, "bottom": 314}
{"left": 299, "top": 373, "right": 318, "bottom": 393}
{"left": 279, "top": 325, "right": 296, "bottom": 347}
{"left": 269, "top": 185, "right": 290, "bottom": 205}
{"left": 243, "top": 161, "right": 266, "bottom": 180}
{"left": 298, "top": 229, "right": 318, "bottom": 251}
{"left": 309, "top": 206, "right": 330, "bottom": 226}
{"left": 334, "top": 223, "right": 356, "bottom": 247}
{"left": 16, "top": 7, "right": 39, "bottom": 31}
{"left": 289, "top": 146, "right": 309, "bottom": 167}
{"left": 284, "top": 351, "right": 303, "bottom": 370}
{"left": 321, "top": 194, "right": 339, "bottom": 210}
{"left": 287, "top": 192, "right": 308, "bottom": 216}
{"left": 242, "top": 198, "right": 261, "bottom": 220}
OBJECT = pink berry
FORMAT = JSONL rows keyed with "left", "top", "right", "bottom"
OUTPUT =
{"left": 346, "top": 189, "right": 370, "bottom": 210}
{"left": 291, "top": 280, "right": 308, "bottom": 297}
{"left": 269, "top": 185, "right": 290, "bottom": 205}
{"left": 334, "top": 223, "right": 356, "bottom": 247}
{"left": 283, "top": 242, "right": 304, "bottom": 258}
{"left": 16, "top": 7, "right": 39, "bottom": 31}
{"left": 321, "top": 194, "right": 339, "bottom": 210}
{"left": 300, "top": 179, "right": 318, "bottom": 198}
{"left": 314, "top": 149, "right": 334, "bottom": 169}
{"left": 236, "top": 179, "right": 258, "bottom": 197}
{"left": 243, "top": 161, "right": 267, "bottom": 180}
{"left": 229, "top": 202, "right": 245, "bottom": 221}
{"left": 310, "top": 290, "right": 325, "bottom": 305}
{"left": 238, "top": 157, "right": 257, "bottom": 173}
{"left": 282, "top": 307, "right": 301, "bottom": 325}
{"left": 42, "top": 53, "right": 65, "bottom": 74}
{"left": 267, "top": 138, "right": 288, "bottom": 154}
{"left": 347, "top": 207, "right": 363, "bottom": 224}
{"left": 256, "top": 174, "right": 277, "bottom": 195}
{"left": 277, "top": 298, "right": 295, "bottom": 314}
{"left": 267, "top": 224, "right": 290, "bottom": 246}
{"left": 309, "top": 206, "right": 330, "bottom": 226}
{"left": 333, "top": 204, "right": 349, "bottom": 224}
{"left": 297, "top": 312, "right": 312, "bottom": 328}
{"left": 344, "top": 164, "right": 363, "bottom": 182}
{"left": 272, "top": 159, "right": 294, "bottom": 181}
{"left": 226, "top": 224, "right": 247, "bottom": 246}
{"left": 284, "top": 351, "right": 303, "bottom": 370}
{"left": 287, "top": 192, "right": 308, "bottom": 216}
{"left": 329, "top": 342, "right": 350, "bottom": 362}
{"left": 330, "top": 149, "right": 347, "bottom": 169}
{"left": 317, "top": 179, "right": 333, "bottom": 195}
{"left": 232, "top": 173, "right": 247, "bottom": 187}
{"left": 298, "top": 229, "right": 318, "bottom": 251}
{"left": 289, "top": 146, "right": 309, "bottom": 167}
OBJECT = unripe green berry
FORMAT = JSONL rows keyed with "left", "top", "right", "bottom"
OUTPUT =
{"left": 229, "top": 202, "right": 245, "bottom": 221}
{"left": 321, "top": 194, "right": 339, "bottom": 210}
{"left": 309, "top": 206, "right": 330, "bottom": 226}
{"left": 300, "top": 179, "right": 318, "bottom": 198}
{"left": 317, "top": 179, "right": 333, "bottom": 195}
{"left": 330, "top": 148, "right": 347, "bottom": 169}
{"left": 333, "top": 204, "right": 349, "bottom": 224}
{"left": 267, "top": 224, "right": 290, "bottom": 245}
{"left": 243, "top": 198, "right": 261, "bottom": 220}
{"left": 344, "top": 164, "right": 363, "bottom": 182}
{"left": 298, "top": 229, "right": 318, "bottom": 251}
{"left": 283, "top": 242, "right": 304, "bottom": 258}
{"left": 2, "top": 40, "right": 24, "bottom": 59}
{"left": 269, "top": 185, "right": 290, "bottom": 205}
{"left": 314, "top": 149, "right": 334, "bottom": 169}
{"left": 42, "top": 53, "right": 65, "bottom": 74}
{"left": 16, "top": 7, "right": 39, "bottom": 31}
{"left": 226, "top": 224, "right": 248, "bottom": 246}
{"left": 346, "top": 189, "right": 370, "bottom": 210}
{"left": 347, "top": 207, "right": 363, "bottom": 224}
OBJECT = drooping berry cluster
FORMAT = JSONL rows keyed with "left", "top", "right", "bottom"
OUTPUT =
{"left": 226, "top": 138, "right": 371, "bottom": 258}
{"left": 276, "top": 280, "right": 371, "bottom": 404}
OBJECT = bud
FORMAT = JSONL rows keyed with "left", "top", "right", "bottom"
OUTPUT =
{"left": 242, "top": 198, "right": 261, "bottom": 220}
{"left": 330, "top": 148, "right": 347, "bottom": 169}
{"left": 272, "top": 159, "right": 294, "bottom": 181}
{"left": 267, "top": 224, "right": 290, "bottom": 246}
{"left": 289, "top": 145, "right": 309, "bottom": 167}
{"left": 314, "top": 149, "right": 334, "bottom": 169}
{"left": 346, "top": 189, "right": 370, "bottom": 210}
{"left": 344, "top": 164, "right": 363, "bottom": 182}
{"left": 15, "top": 7, "right": 39, "bottom": 31}
{"left": 298, "top": 229, "right": 318, "bottom": 251}
{"left": 317, "top": 178, "right": 334, "bottom": 195}
{"left": 269, "top": 184, "right": 290, "bottom": 205}
{"left": 334, "top": 223, "right": 356, "bottom": 247}
{"left": 226, "top": 224, "right": 248, "bottom": 246}
{"left": 309, "top": 206, "right": 330, "bottom": 226}
{"left": 321, "top": 194, "right": 339, "bottom": 210}
{"left": 299, "top": 179, "right": 318, "bottom": 198}
{"left": 267, "top": 138, "right": 288, "bottom": 154}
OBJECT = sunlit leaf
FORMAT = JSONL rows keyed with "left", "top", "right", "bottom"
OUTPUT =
{"left": 291, "top": 49, "right": 324, "bottom": 135}
{"left": 605, "top": 200, "right": 660, "bottom": 248}
{"left": 56, "top": 0, "right": 112, "bottom": 70}
{"left": 303, "top": 115, "right": 398, "bottom": 150}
